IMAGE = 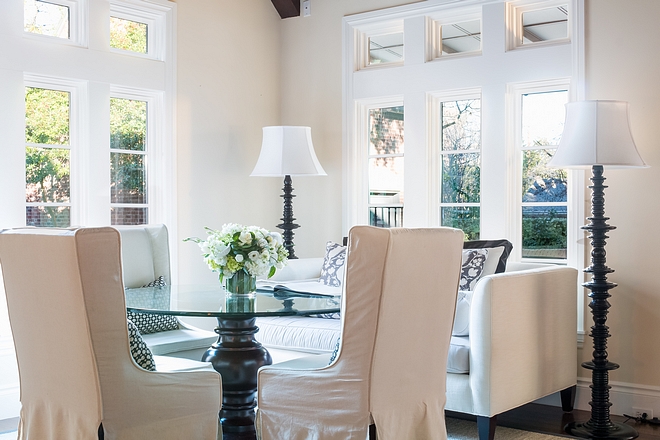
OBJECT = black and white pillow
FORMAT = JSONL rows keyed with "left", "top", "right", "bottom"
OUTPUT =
{"left": 127, "top": 319, "right": 156, "bottom": 371}
{"left": 459, "top": 248, "right": 488, "bottom": 291}
{"left": 126, "top": 276, "right": 180, "bottom": 334}
{"left": 319, "top": 241, "right": 346, "bottom": 288}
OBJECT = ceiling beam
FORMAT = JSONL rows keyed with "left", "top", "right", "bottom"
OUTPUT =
{"left": 271, "top": 0, "right": 300, "bottom": 19}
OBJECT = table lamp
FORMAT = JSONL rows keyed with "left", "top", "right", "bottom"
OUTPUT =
{"left": 251, "top": 126, "right": 326, "bottom": 259}
{"left": 549, "top": 100, "right": 647, "bottom": 439}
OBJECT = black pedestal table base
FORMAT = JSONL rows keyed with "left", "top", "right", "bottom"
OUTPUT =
{"left": 202, "top": 317, "right": 272, "bottom": 439}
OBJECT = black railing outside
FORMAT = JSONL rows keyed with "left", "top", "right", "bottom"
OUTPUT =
{"left": 369, "top": 206, "right": 403, "bottom": 228}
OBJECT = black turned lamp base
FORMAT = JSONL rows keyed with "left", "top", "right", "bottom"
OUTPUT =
{"left": 566, "top": 421, "right": 638, "bottom": 439}
{"left": 277, "top": 174, "right": 300, "bottom": 259}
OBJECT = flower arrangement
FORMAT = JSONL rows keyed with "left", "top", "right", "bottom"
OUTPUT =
{"left": 185, "top": 223, "right": 288, "bottom": 282}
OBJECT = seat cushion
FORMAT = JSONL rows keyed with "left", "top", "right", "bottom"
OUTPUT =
{"left": 447, "top": 336, "right": 470, "bottom": 374}
{"left": 256, "top": 316, "right": 341, "bottom": 353}
{"left": 142, "top": 328, "right": 218, "bottom": 355}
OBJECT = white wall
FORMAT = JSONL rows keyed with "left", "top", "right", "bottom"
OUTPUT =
{"left": 175, "top": 0, "right": 284, "bottom": 286}
{"left": 580, "top": 0, "right": 660, "bottom": 388}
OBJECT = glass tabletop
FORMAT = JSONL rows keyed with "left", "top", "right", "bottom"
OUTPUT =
{"left": 125, "top": 284, "right": 341, "bottom": 318}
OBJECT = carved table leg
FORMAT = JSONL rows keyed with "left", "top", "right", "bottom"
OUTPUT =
{"left": 202, "top": 317, "right": 272, "bottom": 439}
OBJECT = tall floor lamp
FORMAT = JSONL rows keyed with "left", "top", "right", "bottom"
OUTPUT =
{"left": 250, "top": 126, "right": 326, "bottom": 259}
{"left": 549, "top": 100, "right": 648, "bottom": 439}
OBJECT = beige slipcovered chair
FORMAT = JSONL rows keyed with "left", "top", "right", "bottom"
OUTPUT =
{"left": 256, "top": 225, "right": 465, "bottom": 440}
{"left": 0, "top": 227, "right": 222, "bottom": 440}
{"left": 114, "top": 224, "right": 217, "bottom": 357}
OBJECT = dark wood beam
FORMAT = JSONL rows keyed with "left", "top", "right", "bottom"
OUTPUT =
{"left": 271, "top": 0, "right": 300, "bottom": 19}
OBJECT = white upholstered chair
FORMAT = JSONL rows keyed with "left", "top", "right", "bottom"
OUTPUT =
{"left": 256, "top": 225, "right": 465, "bottom": 440}
{"left": 0, "top": 227, "right": 222, "bottom": 440}
{"left": 114, "top": 224, "right": 217, "bottom": 357}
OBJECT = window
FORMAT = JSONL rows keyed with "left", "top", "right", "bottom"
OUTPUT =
{"left": 368, "top": 33, "right": 404, "bottom": 66}
{"left": 507, "top": 0, "right": 570, "bottom": 50}
{"left": 519, "top": 88, "right": 569, "bottom": 259}
{"left": 25, "top": 85, "right": 72, "bottom": 227}
{"left": 110, "top": 16, "right": 148, "bottom": 54}
{"left": 24, "top": 0, "right": 70, "bottom": 39}
{"left": 110, "top": 96, "right": 149, "bottom": 224}
{"left": 23, "top": 0, "right": 87, "bottom": 46}
{"left": 438, "top": 96, "right": 481, "bottom": 239}
{"left": 368, "top": 105, "right": 404, "bottom": 227}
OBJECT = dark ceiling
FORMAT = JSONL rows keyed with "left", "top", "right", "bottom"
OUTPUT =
{"left": 271, "top": 0, "right": 300, "bottom": 18}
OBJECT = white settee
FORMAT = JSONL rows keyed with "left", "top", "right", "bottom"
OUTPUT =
{"left": 255, "top": 255, "right": 578, "bottom": 440}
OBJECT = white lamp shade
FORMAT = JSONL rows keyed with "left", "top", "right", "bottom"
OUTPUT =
{"left": 549, "top": 100, "right": 648, "bottom": 169}
{"left": 250, "top": 126, "right": 327, "bottom": 177}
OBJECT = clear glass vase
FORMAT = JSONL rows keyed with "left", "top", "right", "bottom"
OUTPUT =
{"left": 224, "top": 270, "right": 256, "bottom": 312}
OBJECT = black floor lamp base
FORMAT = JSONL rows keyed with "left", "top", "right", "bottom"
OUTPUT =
{"left": 276, "top": 175, "right": 299, "bottom": 259}
{"left": 566, "top": 165, "right": 638, "bottom": 440}
{"left": 566, "top": 421, "right": 638, "bottom": 439}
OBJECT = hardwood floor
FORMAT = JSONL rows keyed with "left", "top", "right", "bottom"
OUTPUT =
{"left": 449, "top": 403, "right": 660, "bottom": 439}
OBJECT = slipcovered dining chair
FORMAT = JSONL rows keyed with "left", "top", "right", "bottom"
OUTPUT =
{"left": 256, "top": 225, "right": 465, "bottom": 440}
{"left": 0, "top": 227, "right": 222, "bottom": 440}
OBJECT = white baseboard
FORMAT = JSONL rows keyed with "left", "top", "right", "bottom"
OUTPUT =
{"left": 536, "top": 376, "right": 660, "bottom": 418}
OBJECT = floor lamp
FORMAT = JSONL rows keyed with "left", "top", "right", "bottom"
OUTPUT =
{"left": 549, "top": 101, "right": 648, "bottom": 439}
{"left": 250, "top": 126, "right": 326, "bottom": 259}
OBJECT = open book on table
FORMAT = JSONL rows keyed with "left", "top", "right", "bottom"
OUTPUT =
{"left": 256, "top": 278, "right": 341, "bottom": 297}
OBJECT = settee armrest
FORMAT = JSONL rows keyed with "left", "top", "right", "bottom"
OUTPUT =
{"left": 266, "top": 257, "right": 324, "bottom": 281}
{"left": 468, "top": 265, "right": 578, "bottom": 416}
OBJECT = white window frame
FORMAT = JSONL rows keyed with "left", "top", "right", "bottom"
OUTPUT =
{"left": 506, "top": 0, "right": 572, "bottom": 51}
{"left": 428, "top": 88, "right": 482, "bottom": 229}
{"left": 108, "top": 0, "right": 169, "bottom": 61}
{"left": 427, "top": 7, "right": 482, "bottom": 61}
{"left": 24, "top": 73, "right": 89, "bottom": 226}
{"left": 109, "top": 86, "right": 167, "bottom": 225}
{"left": 23, "top": 0, "right": 88, "bottom": 47}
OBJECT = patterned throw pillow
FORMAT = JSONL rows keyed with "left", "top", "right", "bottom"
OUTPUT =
{"left": 127, "top": 319, "right": 156, "bottom": 371}
{"left": 126, "top": 276, "right": 180, "bottom": 334}
{"left": 459, "top": 248, "right": 488, "bottom": 291}
{"left": 319, "top": 241, "right": 347, "bottom": 287}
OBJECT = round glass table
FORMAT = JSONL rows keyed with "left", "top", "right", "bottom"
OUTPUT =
{"left": 125, "top": 284, "right": 340, "bottom": 438}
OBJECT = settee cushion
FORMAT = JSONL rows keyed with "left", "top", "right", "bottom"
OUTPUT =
{"left": 142, "top": 327, "right": 219, "bottom": 356}
{"left": 452, "top": 291, "right": 472, "bottom": 336}
{"left": 319, "top": 241, "right": 346, "bottom": 287}
{"left": 447, "top": 336, "right": 470, "bottom": 374}
{"left": 256, "top": 316, "right": 341, "bottom": 353}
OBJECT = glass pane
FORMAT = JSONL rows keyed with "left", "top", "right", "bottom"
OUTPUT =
{"left": 442, "top": 99, "right": 480, "bottom": 151}
{"left": 369, "top": 33, "right": 403, "bottom": 65}
{"left": 25, "top": 87, "right": 70, "bottom": 145}
{"left": 369, "top": 106, "right": 404, "bottom": 155}
{"left": 26, "top": 205, "right": 70, "bottom": 227}
{"left": 110, "top": 16, "right": 148, "bottom": 54}
{"left": 522, "top": 206, "right": 567, "bottom": 259}
{"left": 369, "top": 156, "right": 404, "bottom": 205}
{"left": 110, "top": 98, "right": 147, "bottom": 151}
{"left": 522, "top": 5, "right": 568, "bottom": 44}
{"left": 522, "top": 149, "right": 567, "bottom": 202}
{"left": 441, "top": 206, "right": 480, "bottom": 240}
{"left": 111, "top": 153, "right": 146, "bottom": 203}
{"left": 441, "top": 20, "right": 481, "bottom": 55}
{"left": 24, "top": 0, "right": 69, "bottom": 39}
{"left": 369, "top": 206, "right": 403, "bottom": 228}
{"left": 442, "top": 153, "right": 480, "bottom": 203}
{"left": 26, "top": 146, "right": 70, "bottom": 203}
{"left": 521, "top": 90, "right": 568, "bottom": 148}
{"left": 111, "top": 207, "right": 148, "bottom": 225}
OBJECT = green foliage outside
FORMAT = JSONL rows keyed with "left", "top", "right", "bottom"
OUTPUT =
{"left": 522, "top": 209, "right": 567, "bottom": 250}
{"left": 110, "top": 98, "right": 147, "bottom": 204}
{"left": 110, "top": 17, "right": 148, "bottom": 53}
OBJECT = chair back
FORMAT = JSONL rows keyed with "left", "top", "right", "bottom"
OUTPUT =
{"left": 0, "top": 226, "right": 222, "bottom": 440}
{"left": 332, "top": 226, "right": 463, "bottom": 436}
{"left": 114, "top": 224, "right": 171, "bottom": 288}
